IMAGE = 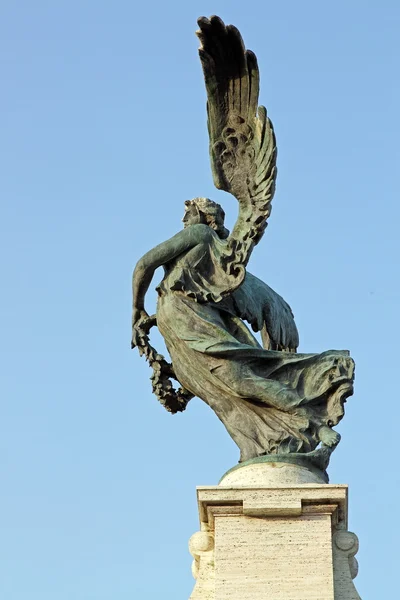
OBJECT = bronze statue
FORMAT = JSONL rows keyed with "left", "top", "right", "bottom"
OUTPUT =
{"left": 131, "top": 16, "right": 354, "bottom": 476}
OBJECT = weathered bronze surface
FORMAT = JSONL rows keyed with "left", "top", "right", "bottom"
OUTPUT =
{"left": 131, "top": 16, "right": 354, "bottom": 474}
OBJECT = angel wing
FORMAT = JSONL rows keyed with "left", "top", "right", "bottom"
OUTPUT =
{"left": 197, "top": 16, "right": 277, "bottom": 276}
{"left": 231, "top": 272, "right": 299, "bottom": 352}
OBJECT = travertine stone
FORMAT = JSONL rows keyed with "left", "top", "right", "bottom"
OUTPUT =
{"left": 216, "top": 513, "right": 334, "bottom": 599}
{"left": 333, "top": 531, "right": 361, "bottom": 599}
{"left": 189, "top": 473, "right": 360, "bottom": 600}
{"left": 220, "top": 461, "right": 327, "bottom": 486}
{"left": 189, "top": 530, "right": 215, "bottom": 600}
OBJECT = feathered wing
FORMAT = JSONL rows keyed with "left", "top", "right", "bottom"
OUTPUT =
{"left": 232, "top": 272, "right": 299, "bottom": 352}
{"left": 197, "top": 16, "right": 277, "bottom": 277}
{"left": 196, "top": 17, "right": 296, "bottom": 350}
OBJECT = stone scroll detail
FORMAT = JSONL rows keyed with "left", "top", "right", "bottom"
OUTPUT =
{"left": 188, "top": 529, "right": 215, "bottom": 600}
{"left": 332, "top": 530, "right": 361, "bottom": 599}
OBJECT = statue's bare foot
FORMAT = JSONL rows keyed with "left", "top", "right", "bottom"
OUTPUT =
{"left": 319, "top": 425, "right": 341, "bottom": 448}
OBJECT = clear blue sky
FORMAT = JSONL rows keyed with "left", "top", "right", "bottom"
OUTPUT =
{"left": 1, "top": 1, "right": 399, "bottom": 598}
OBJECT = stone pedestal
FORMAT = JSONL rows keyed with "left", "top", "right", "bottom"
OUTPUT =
{"left": 189, "top": 463, "right": 360, "bottom": 600}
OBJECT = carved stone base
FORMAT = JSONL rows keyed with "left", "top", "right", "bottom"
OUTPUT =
{"left": 189, "top": 464, "right": 360, "bottom": 600}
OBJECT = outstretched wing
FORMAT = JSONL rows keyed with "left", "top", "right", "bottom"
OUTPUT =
{"left": 197, "top": 16, "right": 277, "bottom": 274}
{"left": 232, "top": 272, "right": 299, "bottom": 352}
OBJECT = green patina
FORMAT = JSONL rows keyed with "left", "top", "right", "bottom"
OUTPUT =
{"left": 131, "top": 16, "right": 355, "bottom": 472}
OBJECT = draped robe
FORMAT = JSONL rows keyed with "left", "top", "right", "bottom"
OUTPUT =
{"left": 155, "top": 229, "right": 354, "bottom": 463}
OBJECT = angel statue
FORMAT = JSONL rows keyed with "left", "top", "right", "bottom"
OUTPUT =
{"left": 131, "top": 16, "right": 354, "bottom": 476}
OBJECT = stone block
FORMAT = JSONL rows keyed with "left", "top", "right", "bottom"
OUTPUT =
{"left": 189, "top": 464, "right": 360, "bottom": 600}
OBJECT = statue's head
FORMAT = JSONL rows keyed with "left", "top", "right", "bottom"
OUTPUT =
{"left": 182, "top": 197, "right": 229, "bottom": 239}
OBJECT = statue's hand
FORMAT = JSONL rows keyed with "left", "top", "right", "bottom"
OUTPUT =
{"left": 318, "top": 425, "right": 341, "bottom": 448}
{"left": 131, "top": 309, "right": 156, "bottom": 349}
{"left": 132, "top": 308, "right": 150, "bottom": 327}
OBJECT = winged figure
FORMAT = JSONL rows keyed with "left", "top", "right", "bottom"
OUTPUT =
{"left": 131, "top": 16, "right": 354, "bottom": 474}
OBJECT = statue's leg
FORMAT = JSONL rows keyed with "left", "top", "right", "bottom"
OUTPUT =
{"left": 212, "top": 364, "right": 302, "bottom": 412}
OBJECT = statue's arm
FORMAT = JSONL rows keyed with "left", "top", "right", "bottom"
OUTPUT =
{"left": 132, "top": 224, "right": 210, "bottom": 323}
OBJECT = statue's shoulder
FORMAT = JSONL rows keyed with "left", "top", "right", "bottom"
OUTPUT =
{"left": 182, "top": 223, "right": 217, "bottom": 246}
{"left": 188, "top": 223, "right": 215, "bottom": 238}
